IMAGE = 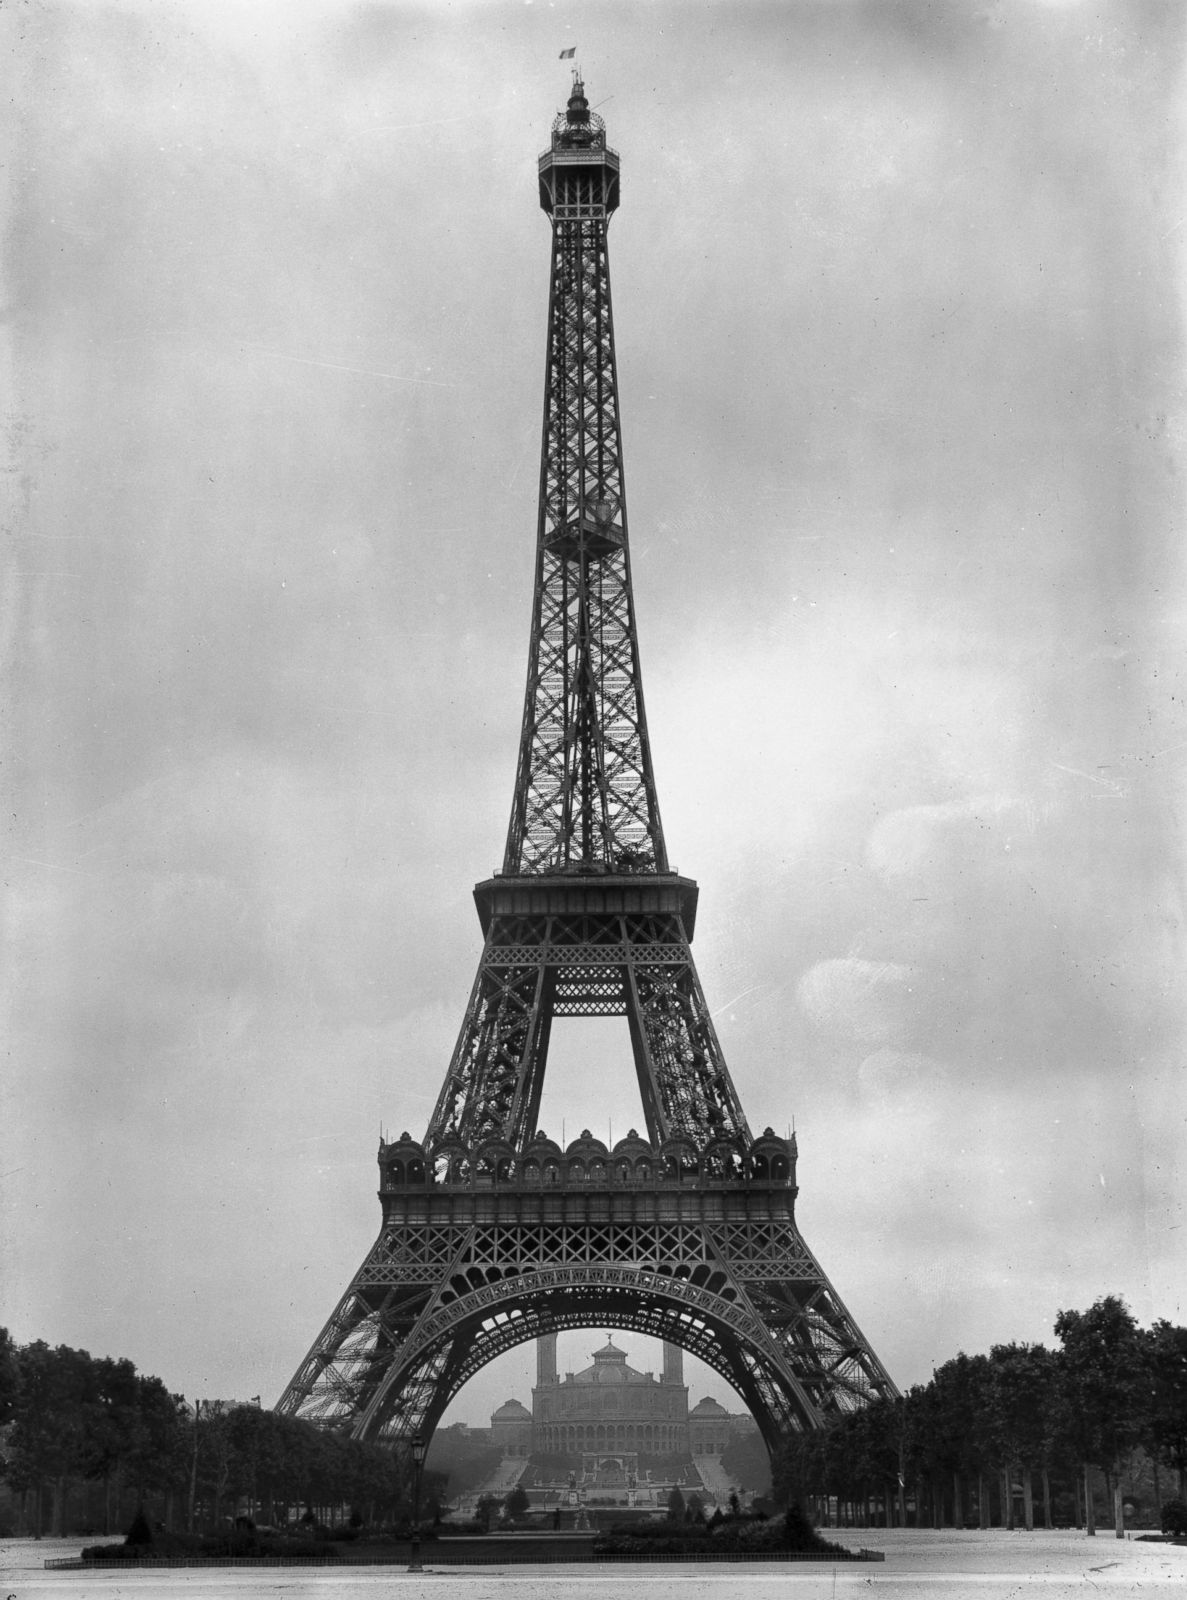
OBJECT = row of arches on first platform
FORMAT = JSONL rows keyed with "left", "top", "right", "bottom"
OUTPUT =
{"left": 378, "top": 1128, "right": 793, "bottom": 1191}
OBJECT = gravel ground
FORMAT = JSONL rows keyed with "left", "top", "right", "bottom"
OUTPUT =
{"left": 3, "top": 1530, "right": 1184, "bottom": 1599}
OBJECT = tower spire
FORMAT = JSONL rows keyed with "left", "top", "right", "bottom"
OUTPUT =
{"left": 506, "top": 70, "right": 652, "bottom": 876}
{"left": 567, "top": 71, "right": 589, "bottom": 119}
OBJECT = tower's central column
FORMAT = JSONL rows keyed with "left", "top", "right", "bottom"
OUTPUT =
{"left": 505, "top": 76, "right": 665, "bottom": 877}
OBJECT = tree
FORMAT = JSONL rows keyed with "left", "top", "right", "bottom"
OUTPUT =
{"left": 929, "top": 1353, "right": 992, "bottom": 1527}
{"left": 193, "top": 1401, "right": 237, "bottom": 1529}
{"left": 897, "top": 1385, "right": 934, "bottom": 1527}
{"left": 1143, "top": 1321, "right": 1187, "bottom": 1501}
{"left": 849, "top": 1397, "right": 902, "bottom": 1527}
{"left": 1055, "top": 1296, "right": 1146, "bottom": 1538}
{"left": 0, "top": 1334, "right": 433, "bottom": 1535}
{"left": 475, "top": 1494, "right": 501, "bottom": 1530}
{"left": 988, "top": 1344, "right": 1059, "bottom": 1530}
{"left": 504, "top": 1483, "right": 530, "bottom": 1521}
{"left": 0, "top": 1327, "right": 20, "bottom": 1427}
{"left": 7, "top": 1342, "right": 94, "bottom": 1535}
{"left": 83, "top": 1357, "right": 146, "bottom": 1532}
{"left": 666, "top": 1484, "right": 685, "bottom": 1521}
{"left": 770, "top": 1426, "right": 813, "bottom": 1511}
{"left": 720, "top": 1430, "right": 771, "bottom": 1493}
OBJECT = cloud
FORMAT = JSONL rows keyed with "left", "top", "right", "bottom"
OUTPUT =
{"left": 856, "top": 1048, "right": 948, "bottom": 1115}
{"left": 797, "top": 959, "right": 922, "bottom": 1047}
{"left": 866, "top": 795, "right": 1040, "bottom": 884}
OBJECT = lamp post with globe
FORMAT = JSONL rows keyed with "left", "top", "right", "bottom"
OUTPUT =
{"left": 408, "top": 1434, "right": 427, "bottom": 1571}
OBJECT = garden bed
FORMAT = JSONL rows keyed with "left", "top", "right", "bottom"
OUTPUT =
{"left": 51, "top": 1544, "right": 884, "bottom": 1568}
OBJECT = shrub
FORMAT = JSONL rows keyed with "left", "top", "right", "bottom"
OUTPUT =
{"left": 82, "top": 1543, "right": 142, "bottom": 1562}
{"left": 82, "top": 1527, "right": 210, "bottom": 1561}
{"left": 82, "top": 1528, "right": 341, "bottom": 1562}
{"left": 254, "top": 1533, "right": 339, "bottom": 1558}
{"left": 595, "top": 1534, "right": 689, "bottom": 1554}
{"left": 1161, "top": 1500, "right": 1187, "bottom": 1539}
{"left": 505, "top": 1484, "right": 531, "bottom": 1520}
{"left": 594, "top": 1504, "right": 847, "bottom": 1558}
{"left": 605, "top": 1518, "right": 712, "bottom": 1541}
{"left": 783, "top": 1503, "right": 846, "bottom": 1555}
{"left": 125, "top": 1510, "right": 154, "bottom": 1547}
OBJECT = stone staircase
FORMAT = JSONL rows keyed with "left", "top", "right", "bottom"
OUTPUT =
{"left": 692, "top": 1454, "right": 736, "bottom": 1507}
{"left": 451, "top": 1455, "right": 529, "bottom": 1519}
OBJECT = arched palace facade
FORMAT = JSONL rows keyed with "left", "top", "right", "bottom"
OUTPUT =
{"left": 489, "top": 1335, "right": 752, "bottom": 1460}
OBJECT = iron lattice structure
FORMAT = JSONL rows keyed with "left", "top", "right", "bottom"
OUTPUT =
{"left": 277, "top": 78, "right": 897, "bottom": 1454}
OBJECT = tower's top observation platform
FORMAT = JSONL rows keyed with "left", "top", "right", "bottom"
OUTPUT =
{"left": 539, "top": 76, "right": 620, "bottom": 218}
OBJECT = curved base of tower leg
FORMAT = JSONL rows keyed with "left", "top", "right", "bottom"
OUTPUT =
{"left": 274, "top": 1232, "right": 437, "bottom": 1428}
{"left": 276, "top": 1159, "right": 897, "bottom": 1455}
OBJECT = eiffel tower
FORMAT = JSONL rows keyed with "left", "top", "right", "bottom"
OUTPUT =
{"left": 276, "top": 76, "right": 897, "bottom": 1452}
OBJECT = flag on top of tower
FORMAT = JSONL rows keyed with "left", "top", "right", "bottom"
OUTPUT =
{"left": 559, "top": 47, "right": 576, "bottom": 59}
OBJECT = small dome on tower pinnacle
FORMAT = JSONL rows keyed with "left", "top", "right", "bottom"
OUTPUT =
{"left": 552, "top": 74, "right": 604, "bottom": 153}
{"left": 567, "top": 76, "right": 590, "bottom": 125}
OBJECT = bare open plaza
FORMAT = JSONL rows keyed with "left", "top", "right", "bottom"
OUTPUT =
{"left": 5, "top": 1533, "right": 1187, "bottom": 1600}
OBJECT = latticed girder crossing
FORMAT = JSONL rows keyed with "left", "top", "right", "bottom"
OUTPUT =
{"left": 275, "top": 1132, "right": 896, "bottom": 1452}
{"left": 505, "top": 97, "right": 663, "bottom": 877}
{"left": 427, "top": 903, "right": 750, "bottom": 1150}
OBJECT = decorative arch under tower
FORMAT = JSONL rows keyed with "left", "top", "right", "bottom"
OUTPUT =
{"left": 276, "top": 75, "right": 897, "bottom": 1455}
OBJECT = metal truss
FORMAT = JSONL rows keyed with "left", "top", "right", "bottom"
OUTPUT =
{"left": 276, "top": 79, "right": 899, "bottom": 1453}
{"left": 276, "top": 1131, "right": 897, "bottom": 1453}
{"left": 504, "top": 83, "right": 664, "bottom": 878}
{"left": 426, "top": 908, "right": 749, "bottom": 1150}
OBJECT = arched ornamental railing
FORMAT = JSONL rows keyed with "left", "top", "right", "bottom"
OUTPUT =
{"left": 376, "top": 1127, "right": 795, "bottom": 1192}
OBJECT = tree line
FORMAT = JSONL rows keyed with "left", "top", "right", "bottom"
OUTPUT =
{"left": 774, "top": 1297, "right": 1187, "bottom": 1537}
{"left": 3, "top": 1296, "right": 1183, "bottom": 1540}
{"left": 0, "top": 1330, "right": 441, "bottom": 1538}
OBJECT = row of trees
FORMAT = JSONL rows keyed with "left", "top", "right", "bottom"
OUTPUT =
{"left": 0, "top": 1331, "right": 442, "bottom": 1537}
{"left": 775, "top": 1298, "right": 1187, "bottom": 1538}
{"left": 3, "top": 1296, "right": 1182, "bottom": 1540}
{"left": 0, "top": 1332, "right": 182, "bottom": 1536}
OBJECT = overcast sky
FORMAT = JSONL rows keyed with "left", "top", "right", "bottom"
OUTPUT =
{"left": 4, "top": 0, "right": 1185, "bottom": 1429}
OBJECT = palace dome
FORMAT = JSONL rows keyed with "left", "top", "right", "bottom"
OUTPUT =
{"left": 569, "top": 1338, "right": 650, "bottom": 1386}
{"left": 492, "top": 1399, "right": 532, "bottom": 1420}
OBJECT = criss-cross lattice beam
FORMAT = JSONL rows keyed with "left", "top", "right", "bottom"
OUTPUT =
{"left": 505, "top": 152, "right": 665, "bottom": 875}
{"left": 426, "top": 910, "right": 748, "bottom": 1149}
{"left": 276, "top": 1125, "right": 898, "bottom": 1450}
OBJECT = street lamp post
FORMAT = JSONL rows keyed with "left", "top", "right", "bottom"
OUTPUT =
{"left": 408, "top": 1434, "right": 426, "bottom": 1572}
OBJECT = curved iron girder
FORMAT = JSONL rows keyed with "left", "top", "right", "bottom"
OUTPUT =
{"left": 276, "top": 1125, "right": 898, "bottom": 1441}
{"left": 353, "top": 1265, "right": 823, "bottom": 1456}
